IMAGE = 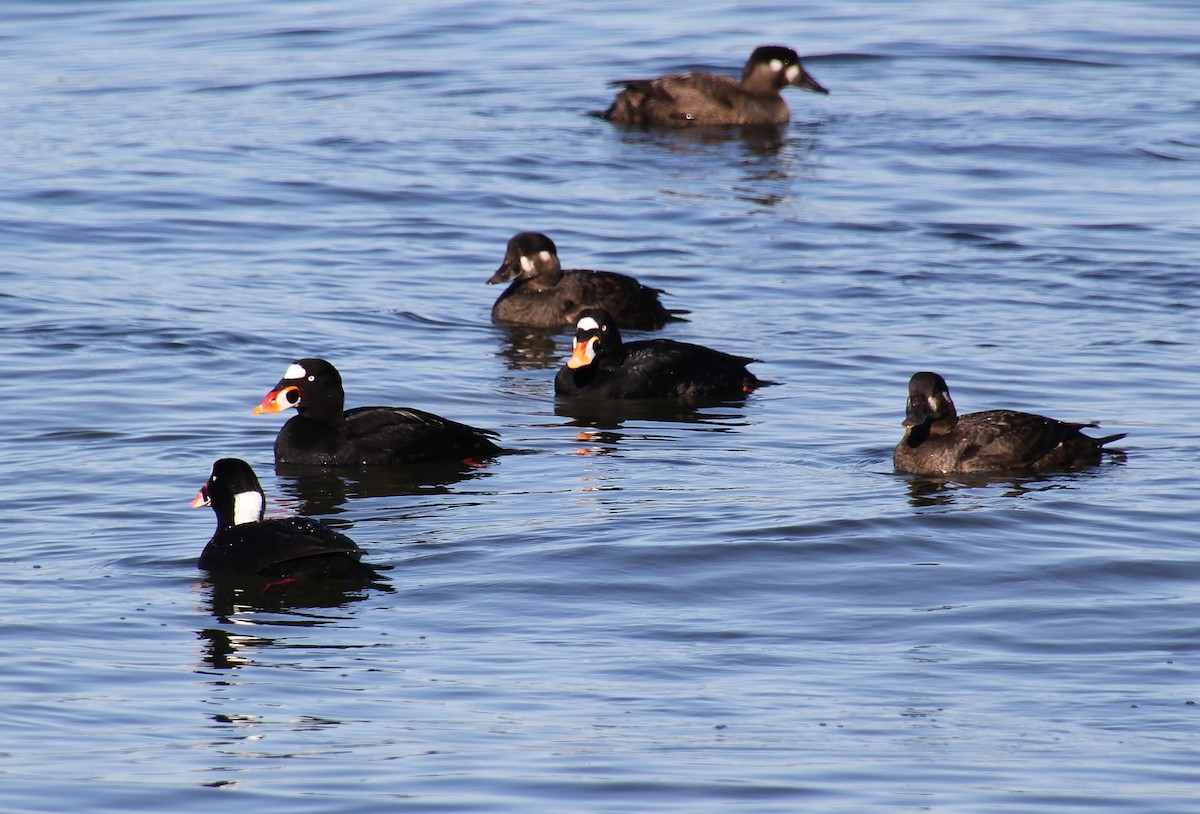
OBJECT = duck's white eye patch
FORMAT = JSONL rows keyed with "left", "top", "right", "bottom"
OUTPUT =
{"left": 577, "top": 316, "right": 601, "bottom": 332}
{"left": 537, "top": 250, "right": 552, "bottom": 262}
{"left": 769, "top": 58, "right": 783, "bottom": 72}
{"left": 284, "top": 363, "right": 307, "bottom": 380}
{"left": 785, "top": 64, "right": 800, "bottom": 82}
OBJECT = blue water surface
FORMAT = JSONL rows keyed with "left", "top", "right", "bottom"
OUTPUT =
{"left": 2, "top": 1, "right": 1199, "bottom": 811}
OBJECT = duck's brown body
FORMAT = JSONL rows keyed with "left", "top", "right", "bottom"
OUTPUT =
{"left": 893, "top": 372, "right": 1125, "bottom": 475}
{"left": 488, "top": 232, "right": 682, "bottom": 330}
{"left": 601, "top": 45, "right": 827, "bottom": 127}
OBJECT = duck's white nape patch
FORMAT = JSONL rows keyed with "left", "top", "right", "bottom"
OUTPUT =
{"left": 284, "top": 363, "right": 307, "bottom": 380}
{"left": 785, "top": 64, "right": 800, "bottom": 82}
{"left": 577, "top": 316, "right": 601, "bottom": 332}
{"left": 519, "top": 255, "right": 535, "bottom": 274}
{"left": 769, "top": 58, "right": 783, "bottom": 72}
{"left": 232, "top": 490, "right": 264, "bottom": 526}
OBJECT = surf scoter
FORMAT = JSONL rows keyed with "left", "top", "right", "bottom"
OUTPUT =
{"left": 600, "top": 45, "right": 828, "bottom": 127}
{"left": 894, "top": 371, "right": 1126, "bottom": 475}
{"left": 192, "top": 457, "right": 380, "bottom": 579}
{"left": 253, "top": 358, "right": 500, "bottom": 466}
{"left": 554, "top": 308, "right": 766, "bottom": 401}
{"left": 488, "top": 232, "right": 684, "bottom": 330}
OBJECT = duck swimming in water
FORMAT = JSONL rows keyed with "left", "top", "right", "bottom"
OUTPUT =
{"left": 600, "top": 45, "right": 828, "bottom": 127}
{"left": 253, "top": 358, "right": 501, "bottom": 467}
{"left": 893, "top": 371, "right": 1126, "bottom": 475}
{"left": 488, "top": 232, "right": 684, "bottom": 330}
{"left": 554, "top": 308, "right": 767, "bottom": 401}
{"left": 192, "top": 457, "right": 382, "bottom": 579}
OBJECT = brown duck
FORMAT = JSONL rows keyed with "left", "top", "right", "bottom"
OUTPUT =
{"left": 488, "top": 232, "right": 684, "bottom": 330}
{"left": 894, "top": 372, "right": 1125, "bottom": 475}
{"left": 601, "top": 45, "right": 828, "bottom": 127}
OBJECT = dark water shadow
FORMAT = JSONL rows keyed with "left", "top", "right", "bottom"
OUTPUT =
{"left": 552, "top": 397, "right": 754, "bottom": 457}
{"left": 901, "top": 456, "right": 1128, "bottom": 508}
{"left": 554, "top": 397, "right": 752, "bottom": 431}
{"left": 607, "top": 121, "right": 791, "bottom": 158}
{"left": 493, "top": 324, "right": 566, "bottom": 371}
{"left": 605, "top": 121, "right": 825, "bottom": 208}
{"left": 196, "top": 573, "right": 391, "bottom": 671}
{"left": 272, "top": 460, "right": 493, "bottom": 517}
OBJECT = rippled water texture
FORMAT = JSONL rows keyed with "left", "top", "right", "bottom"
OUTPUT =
{"left": 2, "top": 1, "right": 1199, "bottom": 812}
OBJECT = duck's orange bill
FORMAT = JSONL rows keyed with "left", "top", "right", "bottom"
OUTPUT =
{"left": 566, "top": 338, "right": 595, "bottom": 370}
{"left": 252, "top": 386, "right": 298, "bottom": 415}
{"left": 190, "top": 488, "right": 208, "bottom": 509}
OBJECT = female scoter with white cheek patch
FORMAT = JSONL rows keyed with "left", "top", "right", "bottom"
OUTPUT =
{"left": 894, "top": 371, "right": 1126, "bottom": 475}
{"left": 555, "top": 309, "right": 767, "bottom": 401}
{"left": 601, "top": 45, "right": 828, "bottom": 127}
{"left": 192, "top": 457, "right": 381, "bottom": 579}
{"left": 253, "top": 358, "right": 501, "bottom": 466}
{"left": 488, "top": 232, "right": 685, "bottom": 330}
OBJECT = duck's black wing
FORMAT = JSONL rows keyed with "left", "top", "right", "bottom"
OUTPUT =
{"left": 559, "top": 339, "right": 761, "bottom": 400}
{"left": 199, "top": 518, "right": 365, "bottom": 575}
{"left": 343, "top": 406, "right": 501, "bottom": 465}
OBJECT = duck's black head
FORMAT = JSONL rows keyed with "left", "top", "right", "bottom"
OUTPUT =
{"left": 567, "top": 308, "right": 626, "bottom": 371}
{"left": 744, "top": 45, "right": 828, "bottom": 95}
{"left": 904, "top": 371, "right": 958, "bottom": 431}
{"left": 252, "top": 357, "right": 345, "bottom": 423}
{"left": 191, "top": 457, "right": 265, "bottom": 528}
{"left": 488, "top": 232, "right": 563, "bottom": 285}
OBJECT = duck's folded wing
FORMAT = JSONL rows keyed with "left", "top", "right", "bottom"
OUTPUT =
{"left": 199, "top": 521, "right": 362, "bottom": 573}
{"left": 344, "top": 406, "right": 500, "bottom": 462}
{"left": 958, "top": 410, "right": 1089, "bottom": 470}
